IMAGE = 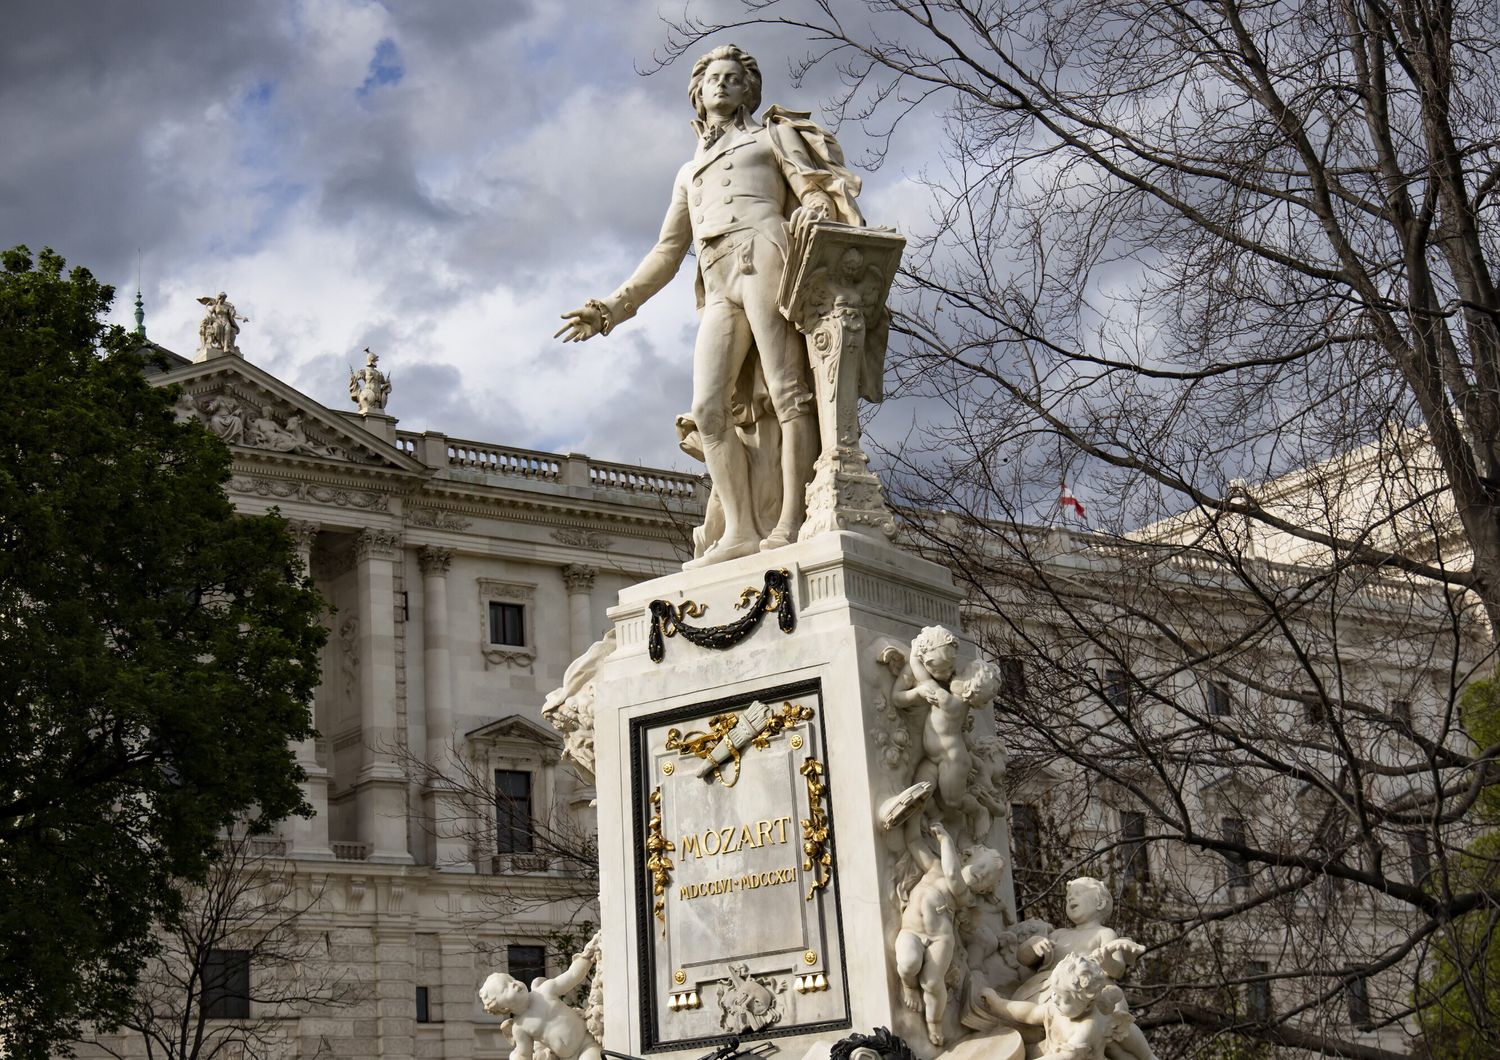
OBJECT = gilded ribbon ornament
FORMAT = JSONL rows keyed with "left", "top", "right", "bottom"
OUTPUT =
{"left": 645, "top": 787, "right": 675, "bottom": 926}
{"left": 664, "top": 701, "right": 816, "bottom": 788}
{"left": 799, "top": 757, "right": 832, "bottom": 900}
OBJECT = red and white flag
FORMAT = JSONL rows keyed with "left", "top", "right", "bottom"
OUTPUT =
{"left": 1059, "top": 482, "right": 1087, "bottom": 521}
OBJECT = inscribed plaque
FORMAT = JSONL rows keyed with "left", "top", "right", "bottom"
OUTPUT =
{"left": 630, "top": 680, "right": 849, "bottom": 1049}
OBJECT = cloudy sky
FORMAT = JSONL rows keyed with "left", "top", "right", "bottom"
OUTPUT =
{"left": 1, "top": 0, "right": 943, "bottom": 472}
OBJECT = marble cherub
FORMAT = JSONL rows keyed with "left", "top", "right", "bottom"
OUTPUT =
{"left": 880, "top": 626, "right": 1003, "bottom": 818}
{"left": 979, "top": 953, "right": 1156, "bottom": 1060}
{"left": 479, "top": 934, "right": 602, "bottom": 1060}
{"left": 1014, "top": 878, "right": 1146, "bottom": 1003}
{"left": 894, "top": 820, "right": 1006, "bottom": 1047}
{"left": 961, "top": 730, "right": 1009, "bottom": 841}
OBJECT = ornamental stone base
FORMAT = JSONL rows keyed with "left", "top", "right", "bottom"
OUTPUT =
{"left": 800, "top": 444, "right": 897, "bottom": 541}
{"left": 588, "top": 531, "right": 1018, "bottom": 1060}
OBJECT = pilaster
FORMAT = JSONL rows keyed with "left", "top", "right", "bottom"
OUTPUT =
{"left": 285, "top": 519, "right": 334, "bottom": 858}
{"left": 356, "top": 528, "right": 413, "bottom": 864}
{"left": 418, "top": 545, "right": 471, "bottom": 871}
{"left": 439, "top": 938, "right": 479, "bottom": 1060}
{"left": 562, "top": 563, "right": 598, "bottom": 659}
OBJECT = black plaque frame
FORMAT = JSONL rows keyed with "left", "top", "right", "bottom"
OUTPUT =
{"left": 628, "top": 678, "right": 852, "bottom": 1052}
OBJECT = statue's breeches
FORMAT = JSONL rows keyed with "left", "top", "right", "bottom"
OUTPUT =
{"left": 693, "top": 234, "right": 813, "bottom": 428}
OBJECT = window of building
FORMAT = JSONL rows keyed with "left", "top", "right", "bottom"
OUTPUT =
{"left": 495, "top": 770, "right": 535, "bottom": 854}
{"left": 1245, "top": 960, "right": 1271, "bottom": 1021}
{"left": 1407, "top": 830, "right": 1432, "bottom": 885}
{"left": 1345, "top": 976, "right": 1372, "bottom": 1030}
{"left": 476, "top": 580, "right": 535, "bottom": 669}
{"left": 1304, "top": 695, "right": 1327, "bottom": 725}
{"left": 1011, "top": 802, "right": 1041, "bottom": 872}
{"left": 999, "top": 656, "right": 1027, "bottom": 698}
{"left": 1207, "top": 680, "right": 1232, "bottom": 717}
{"left": 1102, "top": 667, "right": 1134, "bottom": 709}
{"left": 202, "top": 949, "right": 251, "bottom": 1019}
{"left": 1391, "top": 698, "right": 1413, "bottom": 725}
{"left": 1120, "top": 809, "right": 1150, "bottom": 885}
{"left": 1221, "top": 816, "right": 1250, "bottom": 889}
{"left": 415, "top": 986, "right": 432, "bottom": 1024}
{"left": 507, "top": 944, "right": 547, "bottom": 987}
{"left": 489, "top": 601, "right": 525, "bottom": 646}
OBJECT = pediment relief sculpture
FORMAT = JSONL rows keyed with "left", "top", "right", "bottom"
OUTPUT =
{"left": 174, "top": 385, "right": 385, "bottom": 466}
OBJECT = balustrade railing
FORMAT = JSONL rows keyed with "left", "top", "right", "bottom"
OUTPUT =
{"left": 393, "top": 431, "right": 703, "bottom": 501}
{"left": 588, "top": 460, "right": 701, "bottom": 499}
{"left": 446, "top": 439, "right": 562, "bottom": 480}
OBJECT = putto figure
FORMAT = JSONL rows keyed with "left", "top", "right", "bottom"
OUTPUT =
{"left": 478, "top": 934, "right": 603, "bottom": 1060}
{"left": 893, "top": 820, "right": 1005, "bottom": 1047}
{"left": 557, "top": 44, "right": 871, "bottom": 567}
{"left": 1014, "top": 877, "right": 1147, "bottom": 1003}
{"left": 196, "top": 292, "right": 247, "bottom": 356}
{"left": 978, "top": 954, "right": 1157, "bottom": 1060}
{"left": 349, "top": 347, "right": 392, "bottom": 415}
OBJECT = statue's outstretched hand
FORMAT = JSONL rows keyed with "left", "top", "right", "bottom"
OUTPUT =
{"left": 555, "top": 304, "right": 605, "bottom": 343}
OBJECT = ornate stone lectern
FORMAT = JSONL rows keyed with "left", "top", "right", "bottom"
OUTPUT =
{"left": 779, "top": 220, "right": 906, "bottom": 543}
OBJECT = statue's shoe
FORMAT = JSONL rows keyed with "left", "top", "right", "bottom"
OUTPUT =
{"left": 759, "top": 526, "right": 796, "bottom": 551}
{"left": 683, "top": 536, "right": 761, "bottom": 570}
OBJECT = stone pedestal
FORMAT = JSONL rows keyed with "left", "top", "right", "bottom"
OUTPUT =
{"left": 357, "top": 409, "right": 399, "bottom": 444}
{"left": 591, "top": 532, "right": 1017, "bottom": 1060}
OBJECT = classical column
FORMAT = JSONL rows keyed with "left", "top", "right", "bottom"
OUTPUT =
{"left": 561, "top": 563, "right": 597, "bottom": 660}
{"left": 418, "top": 547, "right": 455, "bottom": 766}
{"left": 418, "top": 546, "right": 471, "bottom": 871}
{"left": 284, "top": 520, "right": 333, "bottom": 858}
{"left": 355, "top": 528, "right": 412, "bottom": 863}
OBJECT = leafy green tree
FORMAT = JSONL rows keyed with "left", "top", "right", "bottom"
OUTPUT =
{"left": 1414, "top": 674, "right": 1500, "bottom": 1059}
{"left": 0, "top": 247, "right": 326, "bottom": 1059}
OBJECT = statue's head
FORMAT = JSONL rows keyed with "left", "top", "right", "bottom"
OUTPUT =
{"left": 689, "top": 44, "right": 762, "bottom": 121}
{"left": 478, "top": 971, "right": 528, "bottom": 1016}
{"left": 1066, "top": 876, "right": 1112, "bottom": 923}
{"left": 1048, "top": 954, "right": 1105, "bottom": 1017}
{"left": 954, "top": 659, "right": 1003, "bottom": 706}
{"left": 961, "top": 845, "right": 1005, "bottom": 892}
{"left": 911, "top": 626, "right": 959, "bottom": 681}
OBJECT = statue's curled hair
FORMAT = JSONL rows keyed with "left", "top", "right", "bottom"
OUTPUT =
{"left": 688, "top": 44, "right": 763, "bottom": 120}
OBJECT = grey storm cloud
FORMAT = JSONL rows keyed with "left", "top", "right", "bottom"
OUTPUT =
{"left": 1, "top": 1, "right": 949, "bottom": 469}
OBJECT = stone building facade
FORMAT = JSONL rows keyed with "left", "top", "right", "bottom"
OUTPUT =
{"left": 76, "top": 335, "right": 1480, "bottom": 1060}
{"left": 84, "top": 339, "right": 709, "bottom": 1060}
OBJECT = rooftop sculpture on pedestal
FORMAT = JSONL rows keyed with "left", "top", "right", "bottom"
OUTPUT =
{"left": 196, "top": 292, "right": 247, "bottom": 358}
{"left": 349, "top": 347, "right": 392, "bottom": 415}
